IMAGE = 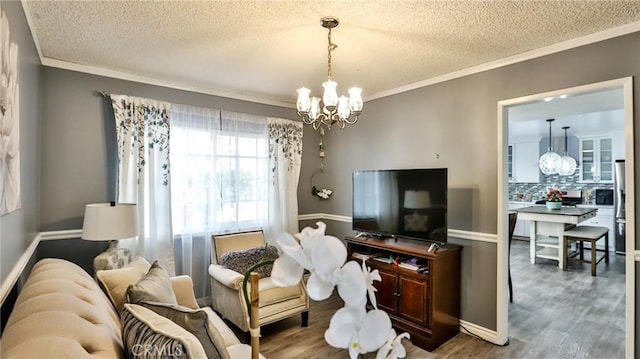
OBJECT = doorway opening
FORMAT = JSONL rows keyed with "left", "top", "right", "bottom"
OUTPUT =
{"left": 496, "top": 77, "right": 635, "bottom": 356}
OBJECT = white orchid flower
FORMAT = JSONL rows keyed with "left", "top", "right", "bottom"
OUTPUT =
{"left": 271, "top": 222, "right": 347, "bottom": 301}
{"left": 376, "top": 329, "right": 410, "bottom": 359}
{"left": 336, "top": 261, "right": 367, "bottom": 308}
{"left": 325, "top": 306, "right": 392, "bottom": 359}
{"left": 362, "top": 258, "right": 382, "bottom": 309}
{"left": 307, "top": 234, "right": 347, "bottom": 300}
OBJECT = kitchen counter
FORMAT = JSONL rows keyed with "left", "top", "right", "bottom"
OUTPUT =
{"left": 516, "top": 205, "right": 597, "bottom": 218}
{"left": 516, "top": 206, "right": 598, "bottom": 268}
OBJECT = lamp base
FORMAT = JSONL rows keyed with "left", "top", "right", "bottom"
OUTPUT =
{"left": 93, "top": 240, "right": 133, "bottom": 273}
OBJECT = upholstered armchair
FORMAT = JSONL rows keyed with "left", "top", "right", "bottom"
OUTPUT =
{"left": 208, "top": 230, "right": 309, "bottom": 333}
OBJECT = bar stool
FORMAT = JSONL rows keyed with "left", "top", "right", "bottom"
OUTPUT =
{"left": 562, "top": 226, "right": 609, "bottom": 276}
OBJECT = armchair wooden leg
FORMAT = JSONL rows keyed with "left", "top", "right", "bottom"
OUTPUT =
{"left": 301, "top": 311, "right": 309, "bottom": 327}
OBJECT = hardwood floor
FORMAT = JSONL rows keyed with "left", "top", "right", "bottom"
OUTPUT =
{"left": 243, "top": 238, "right": 626, "bottom": 358}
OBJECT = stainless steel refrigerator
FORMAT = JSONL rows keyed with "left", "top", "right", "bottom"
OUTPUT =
{"left": 614, "top": 160, "right": 626, "bottom": 254}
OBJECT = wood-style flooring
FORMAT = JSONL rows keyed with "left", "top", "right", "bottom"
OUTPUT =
{"left": 244, "top": 238, "right": 626, "bottom": 358}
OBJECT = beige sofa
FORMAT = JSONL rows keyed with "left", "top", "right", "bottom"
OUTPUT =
{"left": 1, "top": 258, "right": 260, "bottom": 358}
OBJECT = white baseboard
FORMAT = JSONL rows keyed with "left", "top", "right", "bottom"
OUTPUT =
{"left": 460, "top": 319, "right": 503, "bottom": 345}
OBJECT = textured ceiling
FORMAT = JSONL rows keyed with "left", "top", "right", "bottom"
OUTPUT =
{"left": 23, "top": 1, "right": 640, "bottom": 107}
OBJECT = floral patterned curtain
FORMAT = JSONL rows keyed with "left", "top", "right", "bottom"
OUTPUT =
{"left": 111, "top": 94, "right": 175, "bottom": 275}
{"left": 267, "top": 118, "right": 303, "bottom": 238}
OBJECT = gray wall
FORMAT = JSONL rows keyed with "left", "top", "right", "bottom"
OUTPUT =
{"left": 3, "top": 5, "right": 639, "bottom": 349}
{"left": 39, "top": 67, "right": 297, "bottom": 230}
{"left": 0, "top": 2, "right": 41, "bottom": 284}
{"left": 296, "top": 33, "right": 640, "bottom": 332}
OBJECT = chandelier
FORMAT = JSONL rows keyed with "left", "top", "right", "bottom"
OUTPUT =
{"left": 296, "top": 16, "right": 363, "bottom": 130}
{"left": 538, "top": 118, "right": 562, "bottom": 175}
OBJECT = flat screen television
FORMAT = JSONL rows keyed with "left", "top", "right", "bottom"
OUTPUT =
{"left": 352, "top": 168, "right": 447, "bottom": 244}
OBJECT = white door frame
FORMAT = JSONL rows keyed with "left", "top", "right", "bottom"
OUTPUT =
{"left": 496, "top": 77, "right": 635, "bottom": 357}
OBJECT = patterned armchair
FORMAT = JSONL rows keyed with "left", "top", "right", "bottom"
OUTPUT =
{"left": 208, "top": 230, "right": 309, "bottom": 333}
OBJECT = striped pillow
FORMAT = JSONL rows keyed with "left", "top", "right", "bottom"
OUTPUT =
{"left": 122, "top": 303, "right": 207, "bottom": 359}
{"left": 139, "top": 302, "right": 226, "bottom": 359}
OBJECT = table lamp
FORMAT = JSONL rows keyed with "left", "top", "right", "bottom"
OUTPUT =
{"left": 82, "top": 202, "right": 137, "bottom": 273}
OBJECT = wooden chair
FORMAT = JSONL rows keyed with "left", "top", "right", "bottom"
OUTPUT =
{"left": 562, "top": 226, "right": 609, "bottom": 276}
{"left": 508, "top": 211, "right": 518, "bottom": 302}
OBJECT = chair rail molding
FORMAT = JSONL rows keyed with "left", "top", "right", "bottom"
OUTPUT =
{"left": 298, "top": 213, "right": 498, "bottom": 243}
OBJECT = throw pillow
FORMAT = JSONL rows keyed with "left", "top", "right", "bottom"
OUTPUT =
{"left": 127, "top": 261, "right": 178, "bottom": 305}
{"left": 122, "top": 303, "right": 206, "bottom": 359}
{"left": 96, "top": 256, "right": 151, "bottom": 313}
{"left": 139, "top": 301, "right": 230, "bottom": 359}
{"left": 219, "top": 245, "right": 278, "bottom": 278}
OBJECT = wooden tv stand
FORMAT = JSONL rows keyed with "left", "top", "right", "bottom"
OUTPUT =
{"left": 345, "top": 236, "right": 462, "bottom": 351}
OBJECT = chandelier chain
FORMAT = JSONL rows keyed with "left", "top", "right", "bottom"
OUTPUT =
{"left": 327, "top": 28, "right": 337, "bottom": 80}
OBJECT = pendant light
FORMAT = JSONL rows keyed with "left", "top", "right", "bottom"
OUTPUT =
{"left": 538, "top": 119, "right": 562, "bottom": 175}
{"left": 558, "top": 126, "right": 577, "bottom": 176}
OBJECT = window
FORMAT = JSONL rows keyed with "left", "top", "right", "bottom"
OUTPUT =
{"left": 170, "top": 106, "right": 269, "bottom": 235}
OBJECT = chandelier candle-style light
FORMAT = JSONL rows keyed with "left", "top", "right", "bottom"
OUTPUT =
{"left": 539, "top": 118, "right": 562, "bottom": 175}
{"left": 296, "top": 16, "right": 363, "bottom": 130}
{"left": 558, "top": 126, "right": 578, "bottom": 176}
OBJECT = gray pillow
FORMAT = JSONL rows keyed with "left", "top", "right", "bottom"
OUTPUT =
{"left": 139, "top": 301, "right": 228, "bottom": 359}
{"left": 122, "top": 303, "right": 204, "bottom": 359}
{"left": 219, "top": 245, "right": 278, "bottom": 278}
{"left": 127, "top": 261, "right": 178, "bottom": 305}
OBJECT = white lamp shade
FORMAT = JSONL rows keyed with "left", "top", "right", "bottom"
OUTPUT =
{"left": 558, "top": 155, "right": 577, "bottom": 176}
{"left": 348, "top": 87, "right": 363, "bottom": 112}
{"left": 539, "top": 151, "right": 562, "bottom": 175}
{"left": 322, "top": 80, "right": 339, "bottom": 109}
{"left": 337, "top": 96, "right": 350, "bottom": 119}
{"left": 309, "top": 97, "right": 321, "bottom": 120}
{"left": 404, "top": 191, "right": 431, "bottom": 209}
{"left": 296, "top": 87, "right": 311, "bottom": 112}
{"left": 82, "top": 203, "right": 138, "bottom": 241}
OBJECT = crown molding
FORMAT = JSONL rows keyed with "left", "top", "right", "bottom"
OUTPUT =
{"left": 40, "top": 58, "right": 296, "bottom": 109}
{"left": 366, "top": 21, "right": 640, "bottom": 101}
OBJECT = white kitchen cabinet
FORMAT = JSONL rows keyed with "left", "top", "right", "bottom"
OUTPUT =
{"left": 579, "top": 136, "right": 614, "bottom": 183}
{"left": 613, "top": 132, "right": 625, "bottom": 161}
{"left": 509, "top": 141, "right": 540, "bottom": 183}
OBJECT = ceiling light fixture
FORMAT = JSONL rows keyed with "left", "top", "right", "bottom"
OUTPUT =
{"left": 558, "top": 126, "right": 577, "bottom": 176}
{"left": 539, "top": 118, "right": 562, "bottom": 175}
{"left": 296, "top": 16, "right": 363, "bottom": 131}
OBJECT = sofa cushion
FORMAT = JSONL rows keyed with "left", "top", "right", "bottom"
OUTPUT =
{"left": 128, "top": 261, "right": 178, "bottom": 305}
{"left": 139, "top": 302, "right": 229, "bottom": 359}
{"left": 96, "top": 256, "right": 151, "bottom": 313}
{"left": 219, "top": 245, "right": 278, "bottom": 278}
{"left": 122, "top": 303, "right": 206, "bottom": 359}
{"left": 1, "top": 258, "right": 124, "bottom": 358}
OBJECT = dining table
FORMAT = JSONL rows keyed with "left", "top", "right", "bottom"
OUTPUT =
{"left": 515, "top": 205, "right": 598, "bottom": 268}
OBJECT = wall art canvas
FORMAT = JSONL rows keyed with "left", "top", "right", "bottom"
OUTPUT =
{"left": 0, "top": 5, "right": 21, "bottom": 216}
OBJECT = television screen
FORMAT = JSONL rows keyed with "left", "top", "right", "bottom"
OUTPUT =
{"left": 352, "top": 168, "right": 447, "bottom": 244}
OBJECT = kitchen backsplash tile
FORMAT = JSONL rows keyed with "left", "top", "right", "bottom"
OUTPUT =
{"left": 509, "top": 172, "right": 613, "bottom": 204}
